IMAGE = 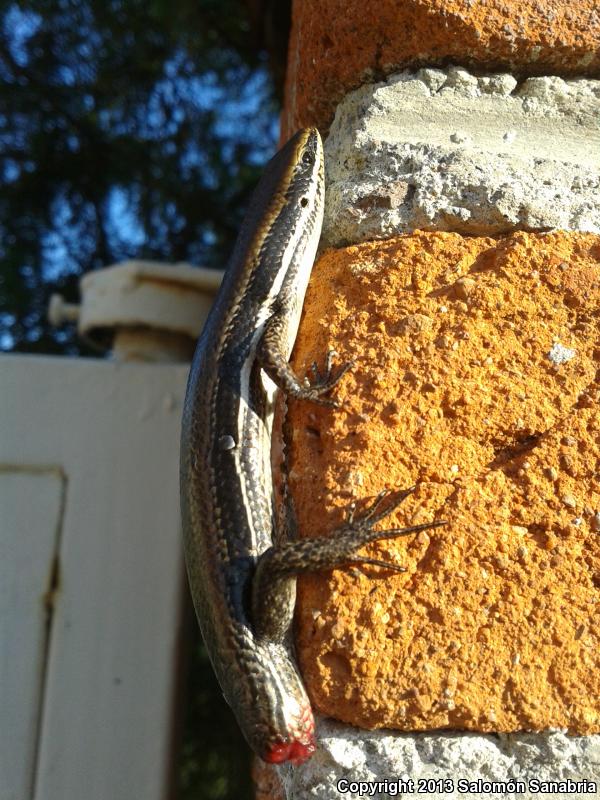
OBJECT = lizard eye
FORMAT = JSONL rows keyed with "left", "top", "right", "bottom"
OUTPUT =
{"left": 302, "top": 151, "right": 314, "bottom": 165}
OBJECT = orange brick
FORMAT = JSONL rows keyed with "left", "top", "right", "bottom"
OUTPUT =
{"left": 288, "top": 231, "right": 600, "bottom": 734}
{"left": 282, "top": 0, "right": 600, "bottom": 138}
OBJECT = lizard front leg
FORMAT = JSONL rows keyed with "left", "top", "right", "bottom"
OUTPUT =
{"left": 252, "top": 487, "right": 447, "bottom": 643}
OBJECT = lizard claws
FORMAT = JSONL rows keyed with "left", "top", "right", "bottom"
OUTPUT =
{"left": 297, "top": 350, "right": 354, "bottom": 406}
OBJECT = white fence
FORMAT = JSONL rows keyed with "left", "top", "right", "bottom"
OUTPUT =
{"left": 1, "top": 354, "right": 189, "bottom": 800}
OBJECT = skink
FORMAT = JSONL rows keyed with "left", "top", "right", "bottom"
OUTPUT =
{"left": 180, "top": 127, "right": 446, "bottom": 764}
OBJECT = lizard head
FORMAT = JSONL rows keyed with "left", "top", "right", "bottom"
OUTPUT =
{"left": 261, "top": 704, "right": 316, "bottom": 765}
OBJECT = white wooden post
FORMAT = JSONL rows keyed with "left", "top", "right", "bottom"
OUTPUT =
{"left": 1, "top": 355, "right": 189, "bottom": 800}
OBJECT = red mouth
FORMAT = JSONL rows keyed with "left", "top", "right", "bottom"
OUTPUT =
{"left": 264, "top": 737, "right": 316, "bottom": 765}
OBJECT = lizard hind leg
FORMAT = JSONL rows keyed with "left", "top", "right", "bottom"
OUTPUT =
{"left": 257, "top": 305, "right": 353, "bottom": 407}
{"left": 304, "top": 349, "right": 354, "bottom": 401}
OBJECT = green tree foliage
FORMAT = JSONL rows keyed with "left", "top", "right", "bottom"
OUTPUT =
{"left": 179, "top": 627, "right": 253, "bottom": 800}
{"left": 0, "top": 0, "right": 280, "bottom": 353}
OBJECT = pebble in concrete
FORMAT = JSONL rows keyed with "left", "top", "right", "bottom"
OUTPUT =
{"left": 322, "top": 66, "right": 600, "bottom": 247}
{"left": 281, "top": 718, "right": 600, "bottom": 800}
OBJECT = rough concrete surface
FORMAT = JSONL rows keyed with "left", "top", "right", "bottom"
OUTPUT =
{"left": 282, "top": 0, "right": 600, "bottom": 137}
{"left": 280, "top": 718, "right": 600, "bottom": 800}
{"left": 321, "top": 67, "right": 600, "bottom": 248}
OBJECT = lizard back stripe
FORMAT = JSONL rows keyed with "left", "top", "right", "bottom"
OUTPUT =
{"left": 180, "top": 128, "right": 324, "bottom": 760}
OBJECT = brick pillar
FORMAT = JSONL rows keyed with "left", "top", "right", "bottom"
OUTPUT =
{"left": 278, "top": 2, "right": 600, "bottom": 797}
